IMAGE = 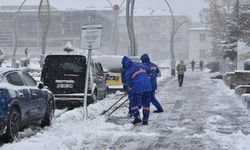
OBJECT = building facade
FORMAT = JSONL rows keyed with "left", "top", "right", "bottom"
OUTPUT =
{"left": 0, "top": 6, "right": 192, "bottom": 62}
{"left": 0, "top": 6, "right": 116, "bottom": 56}
{"left": 117, "top": 15, "right": 191, "bottom": 61}
{"left": 188, "top": 27, "right": 212, "bottom": 63}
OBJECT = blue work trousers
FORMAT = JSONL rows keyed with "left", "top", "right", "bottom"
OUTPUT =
{"left": 150, "top": 91, "right": 163, "bottom": 111}
{"left": 130, "top": 92, "right": 151, "bottom": 122}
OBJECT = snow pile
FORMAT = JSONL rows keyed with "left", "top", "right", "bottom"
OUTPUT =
{"left": 1, "top": 94, "right": 136, "bottom": 150}
{"left": 204, "top": 130, "right": 250, "bottom": 150}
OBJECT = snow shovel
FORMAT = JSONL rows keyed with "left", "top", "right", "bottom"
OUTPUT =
{"left": 107, "top": 98, "right": 129, "bottom": 117}
{"left": 101, "top": 93, "right": 127, "bottom": 115}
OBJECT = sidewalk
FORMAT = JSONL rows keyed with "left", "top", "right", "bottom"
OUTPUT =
{"left": 110, "top": 70, "right": 250, "bottom": 150}
{"left": 2, "top": 70, "right": 250, "bottom": 150}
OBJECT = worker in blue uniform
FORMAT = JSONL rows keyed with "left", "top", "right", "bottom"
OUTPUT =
{"left": 141, "top": 54, "right": 164, "bottom": 113}
{"left": 121, "top": 56, "right": 133, "bottom": 116}
{"left": 122, "top": 56, "right": 152, "bottom": 125}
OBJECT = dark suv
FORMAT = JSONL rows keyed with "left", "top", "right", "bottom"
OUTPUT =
{"left": 41, "top": 55, "right": 106, "bottom": 107}
{"left": 0, "top": 68, "right": 54, "bottom": 142}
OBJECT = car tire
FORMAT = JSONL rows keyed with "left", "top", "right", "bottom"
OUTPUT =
{"left": 89, "top": 90, "right": 97, "bottom": 104}
{"left": 4, "top": 107, "right": 20, "bottom": 142}
{"left": 41, "top": 97, "right": 55, "bottom": 127}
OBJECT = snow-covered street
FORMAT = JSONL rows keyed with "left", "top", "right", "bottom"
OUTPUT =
{"left": 2, "top": 70, "right": 250, "bottom": 150}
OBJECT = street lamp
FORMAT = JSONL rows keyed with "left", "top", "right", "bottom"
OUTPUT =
{"left": 12, "top": 0, "right": 29, "bottom": 68}
{"left": 163, "top": 0, "right": 188, "bottom": 77}
{"left": 163, "top": 0, "right": 176, "bottom": 76}
{"left": 38, "top": 0, "right": 51, "bottom": 66}
{"left": 106, "top": 0, "right": 126, "bottom": 55}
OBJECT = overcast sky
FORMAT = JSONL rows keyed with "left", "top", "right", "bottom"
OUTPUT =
{"left": 0, "top": 0, "right": 206, "bottom": 21}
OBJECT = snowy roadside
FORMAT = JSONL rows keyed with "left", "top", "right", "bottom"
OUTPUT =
{"left": 4, "top": 59, "right": 250, "bottom": 150}
{"left": 1, "top": 94, "right": 132, "bottom": 150}
{"left": 1, "top": 60, "right": 171, "bottom": 150}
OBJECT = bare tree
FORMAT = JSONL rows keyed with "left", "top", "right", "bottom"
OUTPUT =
{"left": 204, "top": 0, "right": 236, "bottom": 59}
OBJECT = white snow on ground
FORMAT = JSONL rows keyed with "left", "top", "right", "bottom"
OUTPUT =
{"left": 1, "top": 94, "right": 160, "bottom": 150}
{"left": 2, "top": 61, "right": 250, "bottom": 149}
{"left": 0, "top": 60, "right": 170, "bottom": 150}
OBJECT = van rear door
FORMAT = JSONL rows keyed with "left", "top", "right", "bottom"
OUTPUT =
{"left": 41, "top": 55, "right": 86, "bottom": 94}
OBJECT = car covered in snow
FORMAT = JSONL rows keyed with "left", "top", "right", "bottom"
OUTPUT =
{"left": 0, "top": 68, "right": 54, "bottom": 142}
{"left": 41, "top": 54, "right": 106, "bottom": 107}
{"left": 93, "top": 55, "right": 141, "bottom": 92}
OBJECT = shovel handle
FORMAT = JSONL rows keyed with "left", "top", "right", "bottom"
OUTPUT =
{"left": 102, "top": 93, "right": 127, "bottom": 115}
{"left": 107, "top": 98, "right": 129, "bottom": 117}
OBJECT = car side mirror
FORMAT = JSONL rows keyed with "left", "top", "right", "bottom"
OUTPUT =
{"left": 38, "top": 82, "right": 44, "bottom": 89}
{"left": 105, "top": 74, "right": 110, "bottom": 80}
{"left": 94, "top": 78, "right": 102, "bottom": 84}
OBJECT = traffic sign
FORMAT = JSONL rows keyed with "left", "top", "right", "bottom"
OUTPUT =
{"left": 113, "top": 4, "right": 120, "bottom": 10}
{"left": 80, "top": 24, "right": 103, "bottom": 49}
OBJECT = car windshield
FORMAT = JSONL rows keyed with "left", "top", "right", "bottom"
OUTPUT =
{"left": 129, "top": 57, "right": 141, "bottom": 63}
{"left": 94, "top": 56, "right": 122, "bottom": 73}
{"left": 44, "top": 55, "right": 86, "bottom": 74}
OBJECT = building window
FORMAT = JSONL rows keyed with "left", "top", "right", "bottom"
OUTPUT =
{"left": 200, "top": 34, "right": 206, "bottom": 42}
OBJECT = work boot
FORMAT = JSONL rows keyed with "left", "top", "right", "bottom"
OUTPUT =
{"left": 131, "top": 118, "right": 142, "bottom": 125}
{"left": 127, "top": 112, "right": 133, "bottom": 118}
{"left": 142, "top": 119, "right": 148, "bottom": 125}
{"left": 154, "top": 109, "right": 164, "bottom": 113}
{"left": 142, "top": 121, "right": 148, "bottom": 125}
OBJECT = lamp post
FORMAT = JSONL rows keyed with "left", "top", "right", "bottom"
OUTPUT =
{"left": 38, "top": 0, "right": 51, "bottom": 66}
{"left": 12, "top": 0, "right": 29, "bottom": 68}
{"left": 163, "top": 0, "right": 188, "bottom": 77}
{"left": 163, "top": 0, "right": 176, "bottom": 76}
{"left": 106, "top": 0, "right": 126, "bottom": 55}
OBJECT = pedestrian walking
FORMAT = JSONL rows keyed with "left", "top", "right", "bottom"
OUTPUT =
{"left": 0, "top": 48, "right": 5, "bottom": 67}
{"left": 23, "top": 48, "right": 30, "bottom": 67}
{"left": 141, "top": 54, "right": 163, "bottom": 113}
{"left": 199, "top": 60, "right": 204, "bottom": 71}
{"left": 122, "top": 56, "right": 152, "bottom": 125}
{"left": 191, "top": 60, "right": 195, "bottom": 71}
{"left": 176, "top": 61, "right": 186, "bottom": 87}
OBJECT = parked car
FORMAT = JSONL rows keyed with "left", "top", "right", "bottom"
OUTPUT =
{"left": 93, "top": 55, "right": 123, "bottom": 91}
{"left": 0, "top": 68, "right": 54, "bottom": 142}
{"left": 41, "top": 54, "right": 106, "bottom": 107}
{"left": 94, "top": 55, "right": 141, "bottom": 92}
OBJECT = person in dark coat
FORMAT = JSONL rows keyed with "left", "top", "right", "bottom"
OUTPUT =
{"left": 199, "top": 60, "right": 204, "bottom": 71}
{"left": 141, "top": 54, "right": 163, "bottom": 113}
{"left": 191, "top": 60, "right": 195, "bottom": 71}
{"left": 122, "top": 56, "right": 152, "bottom": 125}
{"left": 0, "top": 48, "right": 5, "bottom": 67}
{"left": 176, "top": 60, "right": 186, "bottom": 87}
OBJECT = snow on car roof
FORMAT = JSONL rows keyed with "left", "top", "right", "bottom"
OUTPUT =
{"left": 93, "top": 55, "right": 123, "bottom": 72}
{"left": 0, "top": 67, "right": 16, "bottom": 74}
{"left": 93, "top": 55, "right": 141, "bottom": 72}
